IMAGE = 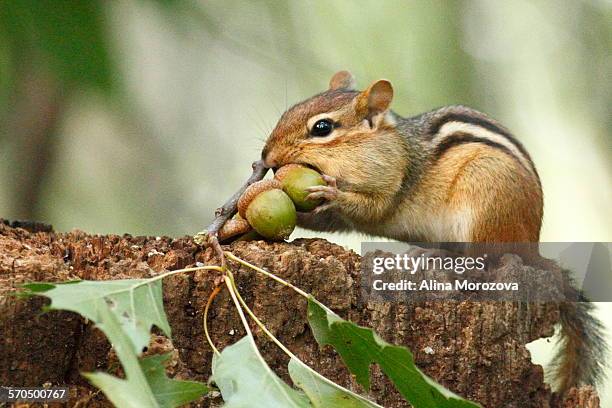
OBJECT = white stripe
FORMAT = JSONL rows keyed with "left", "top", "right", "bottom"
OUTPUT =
{"left": 433, "top": 121, "right": 535, "bottom": 175}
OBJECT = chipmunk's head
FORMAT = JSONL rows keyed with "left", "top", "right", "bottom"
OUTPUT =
{"left": 262, "top": 71, "right": 397, "bottom": 175}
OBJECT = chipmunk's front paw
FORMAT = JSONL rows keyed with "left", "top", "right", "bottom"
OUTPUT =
{"left": 306, "top": 174, "right": 339, "bottom": 213}
{"left": 306, "top": 174, "right": 338, "bottom": 200}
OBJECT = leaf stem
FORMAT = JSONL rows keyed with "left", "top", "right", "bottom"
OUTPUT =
{"left": 140, "top": 265, "right": 224, "bottom": 286}
{"left": 223, "top": 272, "right": 253, "bottom": 338}
{"left": 97, "top": 264, "right": 224, "bottom": 303}
{"left": 226, "top": 269, "right": 381, "bottom": 406}
{"left": 225, "top": 251, "right": 338, "bottom": 317}
{"left": 223, "top": 269, "right": 307, "bottom": 405}
{"left": 227, "top": 271, "right": 298, "bottom": 361}
{"left": 224, "top": 252, "right": 309, "bottom": 298}
{"left": 204, "top": 285, "right": 222, "bottom": 355}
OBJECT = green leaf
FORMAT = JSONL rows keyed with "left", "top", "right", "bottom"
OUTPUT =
{"left": 140, "top": 354, "right": 208, "bottom": 407}
{"left": 22, "top": 279, "right": 171, "bottom": 354}
{"left": 213, "top": 335, "right": 382, "bottom": 408}
{"left": 287, "top": 359, "right": 381, "bottom": 408}
{"left": 83, "top": 300, "right": 207, "bottom": 408}
{"left": 307, "top": 297, "right": 480, "bottom": 408}
{"left": 21, "top": 282, "right": 58, "bottom": 292}
{"left": 212, "top": 336, "right": 310, "bottom": 407}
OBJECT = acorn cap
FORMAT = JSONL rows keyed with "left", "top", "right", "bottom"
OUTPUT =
{"left": 218, "top": 218, "right": 251, "bottom": 242}
{"left": 237, "top": 179, "right": 283, "bottom": 218}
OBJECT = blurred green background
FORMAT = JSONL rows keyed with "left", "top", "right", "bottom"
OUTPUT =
{"left": 0, "top": 0, "right": 610, "bottom": 402}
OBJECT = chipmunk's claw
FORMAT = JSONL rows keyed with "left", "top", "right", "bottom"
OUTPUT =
{"left": 307, "top": 174, "right": 338, "bottom": 198}
{"left": 306, "top": 174, "right": 339, "bottom": 212}
{"left": 306, "top": 186, "right": 338, "bottom": 201}
{"left": 321, "top": 174, "right": 337, "bottom": 188}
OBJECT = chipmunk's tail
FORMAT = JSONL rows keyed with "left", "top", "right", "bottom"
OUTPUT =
{"left": 552, "top": 270, "right": 607, "bottom": 395}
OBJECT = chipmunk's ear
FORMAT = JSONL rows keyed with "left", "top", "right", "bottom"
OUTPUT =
{"left": 329, "top": 70, "right": 356, "bottom": 91}
{"left": 354, "top": 79, "right": 394, "bottom": 119}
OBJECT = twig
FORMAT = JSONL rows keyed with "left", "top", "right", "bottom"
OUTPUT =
{"left": 207, "top": 160, "right": 268, "bottom": 233}
{"left": 194, "top": 160, "right": 268, "bottom": 266}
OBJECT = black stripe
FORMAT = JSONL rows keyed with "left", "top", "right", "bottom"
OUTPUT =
{"left": 430, "top": 113, "right": 510, "bottom": 138}
{"left": 430, "top": 112, "right": 541, "bottom": 185}
{"left": 434, "top": 132, "right": 520, "bottom": 165}
{"left": 430, "top": 113, "right": 533, "bottom": 164}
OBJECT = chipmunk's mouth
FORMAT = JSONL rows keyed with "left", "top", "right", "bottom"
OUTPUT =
{"left": 270, "top": 162, "right": 322, "bottom": 175}
{"left": 297, "top": 162, "right": 322, "bottom": 173}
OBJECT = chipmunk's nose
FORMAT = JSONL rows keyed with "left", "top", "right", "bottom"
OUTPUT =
{"left": 264, "top": 158, "right": 277, "bottom": 169}
{"left": 261, "top": 146, "right": 277, "bottom": 169}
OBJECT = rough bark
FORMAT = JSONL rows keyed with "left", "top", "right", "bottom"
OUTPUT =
{"left": 0, "top": 220, "right": 599, "bottom": 407}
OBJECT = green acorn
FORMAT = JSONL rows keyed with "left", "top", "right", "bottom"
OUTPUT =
{"left": 237, "top": 180, "right": 296, "bottom": 240}
{"left": 275, "top": 164, "right": 326, "bottom": 211}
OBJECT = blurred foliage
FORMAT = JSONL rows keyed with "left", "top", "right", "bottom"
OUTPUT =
{"left": 0, "top": 0, "right": 201, "bottom": 223}
{"left": 0, "top": 1, "right": 113, "bottom": 97}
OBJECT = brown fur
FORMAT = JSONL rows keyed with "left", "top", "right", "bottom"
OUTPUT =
{"left": 427, "top": 144, "right": 542, "bottom": 242}
{"left": 263, "top": 83, "right": 406, "bottom": 223}
{"left": 261, "top": 73, "right": 604, "bottom": 396}
{"left": 262, "top": 90, "right": 359, "bottom": 167}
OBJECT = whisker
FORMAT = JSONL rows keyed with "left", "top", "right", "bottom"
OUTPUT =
{"left": 270, "top": 98, "right": 284, "bottom": 118}
{"left": 246, "top": 108, "right": 272, "bottom": 138}
{"left": 284, "top": 79, "right": 288, "bottom": 111}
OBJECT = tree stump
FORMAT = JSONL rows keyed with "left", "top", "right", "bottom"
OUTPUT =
{"left": 0, "top": 220, "right": 600, "bottom": 407}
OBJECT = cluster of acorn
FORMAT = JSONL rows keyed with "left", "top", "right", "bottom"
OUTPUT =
{"left": 232, "top": 164, "right": 325, "bottom": 240}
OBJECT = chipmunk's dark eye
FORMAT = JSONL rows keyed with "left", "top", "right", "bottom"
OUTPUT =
{"left": 310, "top": 119, "right": 334, "bottom": 137}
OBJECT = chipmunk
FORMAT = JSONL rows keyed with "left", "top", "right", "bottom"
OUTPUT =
{"left": 260, "top": 71, "right": 606, "bottom": 396}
